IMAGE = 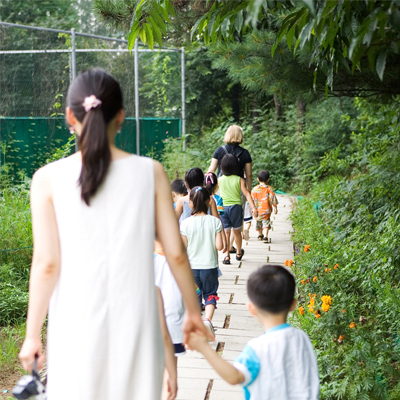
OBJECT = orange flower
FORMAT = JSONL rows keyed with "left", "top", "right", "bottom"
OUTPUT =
{"left": 334, "top": 264, "right": 339, "bottom": 269}
{"left": 321, "top": 303, "right": 330, "bottom": 312}
{"left": 313, "top": 276, "right": 317, "bottom": 283}
{"left": 342, "top": 310, "right": 347, "bottom": 313}
{"left": 313, "top": 294, "right": 317, "bottom": 297}
{"left": 328, "top": 268, "right": 332, "bottom": 272}
{"left": 349, "top": 322, "right": 356, "bottom": 328}
{"left": 308, "top": 293, "right": 312, "bottom": 297}
{"left": 284, "top": 260, "right": 288, "bottom": 266}
{"left": 306, "top": 279, "right": 310, "bottom": 283}
{"left": 301, "top": 279, "right": 305, "bottom": 284}
{"left": 321, "top": 295, "right": 332, "bottom": 305}
{"left": 304, "top": 245, "right": 311, "bottom": 252}
{"left": 325, "top": 268, "right": 328, "bottom": 272}
{"left": 299, "top": 307, "right": 304, "bottom": 315}
{"left": 339, "top": 335, "right": 345, "bottom": 340}
{"left": 315, "top": 314, "right": 321, "bottom": 318}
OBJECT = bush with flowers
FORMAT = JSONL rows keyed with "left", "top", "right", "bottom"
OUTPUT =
{"left": 289, "top": 174, "right": 400, "bottom": 399}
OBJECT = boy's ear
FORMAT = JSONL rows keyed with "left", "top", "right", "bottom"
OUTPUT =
{"left": 247, "top": 302, "right": 257, "bottom": 316}
{"left": 289, "top": 299, "right": 297, "bottom": 312}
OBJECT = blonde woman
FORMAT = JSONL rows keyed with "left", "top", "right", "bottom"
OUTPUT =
{"left": 208, "top": 125, "right": 253, "bottom": 247}
{"left": 207, "top": 125, "right": 252, "bottom": 191}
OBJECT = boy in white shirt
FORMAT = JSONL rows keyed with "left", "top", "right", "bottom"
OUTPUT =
{"left": 188, "top": 265, "right": 319, "bottom": 400}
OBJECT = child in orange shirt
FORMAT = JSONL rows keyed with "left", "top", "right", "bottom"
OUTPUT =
{"left": 251, "top": 170, "right": 278, "bottom": 243}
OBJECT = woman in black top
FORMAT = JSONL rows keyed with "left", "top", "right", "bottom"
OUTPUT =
{"left": 207, "top": 125, "right": 252, "bottom": 190}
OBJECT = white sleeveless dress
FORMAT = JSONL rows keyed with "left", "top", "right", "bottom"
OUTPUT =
{"left": 44, "top": 155, "right": 163, "bottom": 400}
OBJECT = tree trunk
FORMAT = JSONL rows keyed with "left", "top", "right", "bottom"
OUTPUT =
{"left": 232, "top": 84, "right": 240, "bottom": 123}
{"left": 274, "top": 93, "right": 282, "bottom": 119}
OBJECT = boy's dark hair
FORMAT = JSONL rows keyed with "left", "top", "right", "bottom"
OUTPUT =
{"left": 171, "top": 179, "right": 187, "bottom": 195}
{"left": 258, "top": 170, "right": 270, "bottom": 183}
{"left": 190, "top": 186, "right": 210, "bottom": 215}
{"left": 221, "top": 154, "right": 239, "bottom": 176}
{"left": 185, "top": 168, "right": 204, "bottom": 189}
{"left": 247, "top": 265, "right": 295, "bottom": 314}
{"left": 204, "top": 172, "right": 218, "bottom": 195}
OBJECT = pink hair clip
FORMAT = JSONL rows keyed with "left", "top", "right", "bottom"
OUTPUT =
{"left": 82, "top": 95, "right": 102, "bottom": 112}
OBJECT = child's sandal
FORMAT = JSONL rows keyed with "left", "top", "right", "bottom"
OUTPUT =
{"left": 257, "top": 235, "right": 264, "bottom": 241}
{"left": 222, "top": 256, "right": 231, "bottom": 265}
{"left": 236, "top": 249, "right": 244, "bottom": 261}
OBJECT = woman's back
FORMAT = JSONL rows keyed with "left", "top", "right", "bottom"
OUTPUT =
{"left": 46, "top": 154, "right": 163, "bottom": 400}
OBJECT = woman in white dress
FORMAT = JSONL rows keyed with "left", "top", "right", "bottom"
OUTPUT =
{"left": 18, "top": 68, "right": 209, "bottom": 400}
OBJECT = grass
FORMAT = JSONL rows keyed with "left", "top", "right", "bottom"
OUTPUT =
{"left": 0, "top": 325, "right": 25, "bottom": 378}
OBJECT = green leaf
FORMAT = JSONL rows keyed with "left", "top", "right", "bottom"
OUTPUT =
{"left": 191, "top": 15, "right": 207, "bottom": 41}
{"left": 298, "top": 0, "right": 315, "bottom": 16}
{"left": 164, "top": 0, "right": 176, "bottom": 17}
{"left": 367, "top": 45, "right": 380, "bottom": 71}
{"left": 376, "top": 49, "right": 387, "bottom": 81}
{"left": 208, "top": 11, "right": 218, "bottom": 37}
{"left": 153, "top": 2, "right": 169, "bottom": 21}
{"left": 144, "top": 23, "right": 154, "bottom": 49}
{"left": 139, "top": 28, "right": 146, "bottom": 45}
{"left": 149, "top": 9, "right": 167, "bottom": 34}
{"left": 287, "top": 25, "right": 296, "bottom": 50}
{"left": 235, "top": 10, "right": 243, "bottom": 34}
{"left": 149, "top": 17, "right": 162, "bottom": 48}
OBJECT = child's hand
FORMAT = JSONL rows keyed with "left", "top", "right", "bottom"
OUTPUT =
{"left": 188, "top": 331, "right": 209, "bottom": 352}
{"left": 274, "top": 208, "right": 278, "bottom": 215}
{"left": 252, "top": 208, "right": 258, "bottom": 218}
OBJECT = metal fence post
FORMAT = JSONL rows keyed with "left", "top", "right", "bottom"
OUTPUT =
{"left": 134, "top": 39, "right": 140, "bottom": 155}
{"left": 181, "top": 47, "right": 186, "bottom": 152}
{"left": 71, "top": 28, "right": 78, "bottom": 152}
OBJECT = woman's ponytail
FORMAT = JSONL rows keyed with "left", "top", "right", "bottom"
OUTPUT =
{"left": 78, "top": 107, "right": 111, "bottom": 205}
{"left": 67, "top": 68, "right": 123, "bottom": 205}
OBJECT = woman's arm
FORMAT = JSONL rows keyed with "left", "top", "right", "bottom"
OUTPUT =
{"left": 240, "top": 179, "right": 258, "bottom": 218}
{"left": 210, "top": 200, "right": 227, "bottom": 253}
{"left": 207, "top": 158, "right": 219, "bottom": 174}
{"left": 244, "top": 162, "right": 252, "bottom": 191}
{"left": 154, "top": 161, "right": 213, "bottom": 342}
{"left": 156, "top": 288, "right": 177, "bottom": 400}
{"left": 215, "top": 231, "right": 223, "bottom": 251}
{"left": 19, "top": 167, "right": 61, "bottom": 371}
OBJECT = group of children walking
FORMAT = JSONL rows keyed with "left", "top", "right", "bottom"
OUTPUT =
{"left": 155, "top": 125, "right": 319, "bottom": 400}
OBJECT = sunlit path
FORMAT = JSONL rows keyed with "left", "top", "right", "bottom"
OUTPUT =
{"left": 176, "top": 194, "right": 294, "bottom": 400}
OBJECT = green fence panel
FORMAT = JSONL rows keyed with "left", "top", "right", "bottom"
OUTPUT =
{"left": 0, "top": 117, "right": 181, "bottom": 177}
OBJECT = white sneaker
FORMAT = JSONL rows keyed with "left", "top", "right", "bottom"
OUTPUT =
{"left": 203, "top": 319, "right": 215, "bottom": 342}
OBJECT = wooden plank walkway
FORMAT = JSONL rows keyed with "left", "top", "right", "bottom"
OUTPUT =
{"left": 176, "top": 194, "right": 294, "bottom": 400}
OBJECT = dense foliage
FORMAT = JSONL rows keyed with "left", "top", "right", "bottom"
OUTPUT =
{"left": 288, "top": 99, "right": 400, "bottom": 399}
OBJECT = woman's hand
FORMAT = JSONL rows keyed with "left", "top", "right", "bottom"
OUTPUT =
{"left": 19, "top": 337, "right": 45, "bottom": 371}
{"left": 164, "top": 370, "right": 178, "bottom": 400}
{"left": 182, "top": 311, "right": 214, "bottom": 344}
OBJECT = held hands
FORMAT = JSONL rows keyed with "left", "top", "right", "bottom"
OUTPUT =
{"left": 182, "top": 311, "right": 215, "bottom": 344}
{"left": 187, "top": 331, "right": 209, "bottom": 353}
{"left": 252, "top": 208, "right": 258, "bottom": 218}
{"left": 19, "top": 337, "right": 45, "bottom": 371}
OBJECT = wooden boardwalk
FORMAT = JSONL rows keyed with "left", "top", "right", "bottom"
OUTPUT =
{"left": 176, "top": 195, "right": 294, "bottom": 400}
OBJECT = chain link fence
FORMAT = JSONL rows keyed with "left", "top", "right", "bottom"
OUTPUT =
{"left": 0, "top": 22, "right": 185, "bottom": 177}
